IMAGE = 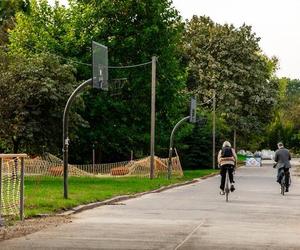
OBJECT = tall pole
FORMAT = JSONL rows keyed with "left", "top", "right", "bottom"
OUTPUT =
{"left": 212, "top": 90, "right": 216, "bottom": 169}
{"left": 150, "top": 56, "right": 156, "bottom": 179}
{"left": 63, "top": 78, "right": 92, "bottom": 199}
{"left": 92, "top": 143, "right": 95, "bottom": 174}
{"left": 0, "top": 158, "right": 3, "bottom": 226}
{"left": 20, "top": 157, "right": 24, "bottom": 221}
{"left": 233, "top": 99, "right": 237, "bottom": 151}
{"left": 233, "top": 129, "right": 236, "bottom": 152}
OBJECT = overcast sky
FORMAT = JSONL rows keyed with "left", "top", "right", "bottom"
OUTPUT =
{"left": 172, "top": 0, "right": 300, "bottom": 79}
{"left": 173, "top": 0, "right": 300, "bottom": 79}
{"left": 49, "top": 0, "right": 300, "bottom": 79}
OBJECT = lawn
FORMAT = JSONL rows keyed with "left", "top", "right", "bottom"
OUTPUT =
{"left": 24, "top": 169, "right": 218, "bottom": 217}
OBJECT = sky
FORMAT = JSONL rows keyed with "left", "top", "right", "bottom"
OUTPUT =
{"left": 172, "top": 0, "right": 300, "bottom": 79}
{"left": 49, "top": 0, "right": 300, "bottom": 79}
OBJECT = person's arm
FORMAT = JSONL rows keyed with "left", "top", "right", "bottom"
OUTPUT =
{"left": 232, "top": 148, "right": 237, "bottom": 167}
{"left": 274, "top": 151, "right": 279, "bottom": 162}
{"left": 217, "top": 150, "right": 221, "bottom": 165}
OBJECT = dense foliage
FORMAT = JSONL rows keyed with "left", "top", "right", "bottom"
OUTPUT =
{"left": 182, "top": 16, "right": 278, "bottom": 140}
{"left": 263, "top": 78, "right": 300, "bottom": 152}
{"left": 0, "top": 51, "right": 78, "bottom": 153}
{"left": 0, "top": 0, "right": 30, "bottom": 46}
{"left": 7, "top": 0, "right": 187, "bottom": 163}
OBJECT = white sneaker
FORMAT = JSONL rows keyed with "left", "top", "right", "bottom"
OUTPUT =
{"left": 220, "top": 190, "right": 225, "bottom": 195}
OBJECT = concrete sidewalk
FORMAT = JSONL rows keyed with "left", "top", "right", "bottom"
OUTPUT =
{"left": 2, "top": 164, "right": 300, "bottom": 249}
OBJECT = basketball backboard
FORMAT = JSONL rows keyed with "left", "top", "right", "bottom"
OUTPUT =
{"left": 92, "top": 41, "right": 108, "bottom": 90}
{"left": 189, "top": 97, "right": 197, "bottom": 123}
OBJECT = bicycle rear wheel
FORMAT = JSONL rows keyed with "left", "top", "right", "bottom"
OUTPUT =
{"left": 225, "top": 169, "right": 230, "bottom": 202}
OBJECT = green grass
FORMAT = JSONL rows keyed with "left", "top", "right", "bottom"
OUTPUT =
{"left": 24, "top": 169, "right": 218, "bottom": 217}
{"left": 182, "top": 169, "right": 218, "bottom": 179}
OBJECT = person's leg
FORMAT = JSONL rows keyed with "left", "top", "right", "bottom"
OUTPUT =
{"left": 228, "top": 166, "right": 234, "bottom": 183}
{"left": 220, "top": 166, "right": 226, "bottom": 190}
{"left": 259, "top": 157, "right": 262, "bottom": 167}
{"left": 284, "top": 168, "right": 290, "bottom": 191}
{"left": 228, "top": 165, "right": 235, "bottom": 192}
{"left": 277, "top": 168, "right": 283, "bottom": 183}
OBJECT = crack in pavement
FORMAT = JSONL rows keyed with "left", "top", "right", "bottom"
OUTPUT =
{"left": 174, "top": 219, "right": 206, "bottom": 250}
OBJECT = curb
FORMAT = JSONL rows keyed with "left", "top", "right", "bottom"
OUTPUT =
{"left": 59, "top": 172, "right": 219, "bottom": 216}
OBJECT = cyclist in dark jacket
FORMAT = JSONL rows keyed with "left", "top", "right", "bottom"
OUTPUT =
{"left": 218, "top": 141, "right": 237, "bottom": 195}
{"left": 274, "top": 142, "right": 291, "bottom": 192}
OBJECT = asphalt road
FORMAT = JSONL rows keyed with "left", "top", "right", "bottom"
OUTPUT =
{"left": 2, "top": 162, "right": 300, "bottom": 250}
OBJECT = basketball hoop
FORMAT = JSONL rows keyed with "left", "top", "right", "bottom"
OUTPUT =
{"left": 108, "top": 78, "right": 128, "bottom": 96}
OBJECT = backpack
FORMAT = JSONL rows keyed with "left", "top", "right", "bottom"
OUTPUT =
{"left": 221, "top": 146, "right": 233, "bottom": 157}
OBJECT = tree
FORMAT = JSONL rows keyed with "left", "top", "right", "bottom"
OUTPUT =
{"left": 282, "top": 78, "right": 300, "bottom": 128}
{"left": 8, "top": 0, "right": 70, "bottom": 54}
{"left": 182, "top": 16, "right": 279, "bottom": 145}
{"left": 177, "top": 110, "right": 230, "bottom": 169}
{"left": 0, "top": 50, "right": 78, "bottom": 154}
{"left": 0, "top": 0, "right": 30, "bottom": 46}
{"left": 263, "top": 78, "right": 300, "bottom": 152}
{"left": 8, "top": 0, "right": 187, "bottom": 162}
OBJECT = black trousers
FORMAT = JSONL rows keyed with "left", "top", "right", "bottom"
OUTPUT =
{"left": 277, "top": 167, "right": 290, "bottom": 187}
{"left": 220, "top": 164, "right": 234, "bottom": 190}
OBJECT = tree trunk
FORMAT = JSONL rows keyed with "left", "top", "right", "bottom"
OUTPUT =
{"left": 12, "top": 137, "right": 19, "bottom": 153}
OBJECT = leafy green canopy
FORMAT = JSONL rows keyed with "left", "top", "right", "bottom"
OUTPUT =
{"left": 0, "top": 51, "right": 77, "bottom": 154}
{"left": 8, "top": 0, "right": 187, "bottom": 162}
{"left": 0, "top": 0, "right": 30, "bottom": 45}
{"left": 179, "top": 110, "right": 231, "bottom": 169}
{"left": 182, "top": 16, "right": 279, "bottom": 140}
{"left": 263, "top": 78, "right": 300, "bottom": 151}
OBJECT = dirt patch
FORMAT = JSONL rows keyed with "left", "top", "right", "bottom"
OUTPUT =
{"left": 110, "top": 166, "right": 130, "bottom": 176}
{"left": 293, "top": 166, "right": 300, "bottom": 176}
{"left": 0, "top": 215, "right": 72, "bottom": 241}
{"left": 291, "top": 162, "right": 300, "bottom": 178}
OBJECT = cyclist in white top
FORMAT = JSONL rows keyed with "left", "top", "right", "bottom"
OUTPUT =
{"left": 218, "top": 141, "right": 237, "bottom": 195}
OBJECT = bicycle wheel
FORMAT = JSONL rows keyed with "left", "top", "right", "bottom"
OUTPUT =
{"left": 225, "top": 169, "right": 230, "bottom": 202}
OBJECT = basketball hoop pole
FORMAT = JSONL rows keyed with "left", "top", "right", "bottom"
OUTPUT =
{"left": 168, "top": 98, "right": 197, "bottom": 179}
{"left": 150, "top": 56, "right": 157, "bottom": 179}
{"left": 63, "top": 78, "right": 93, "bottom": 199}
{"left": 168, "top": 116, "right": 190, "bottom": 179}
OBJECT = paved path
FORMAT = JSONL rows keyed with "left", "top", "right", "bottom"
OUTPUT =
{"left": 2, "top": 163, "right": 300, "bottom": 249}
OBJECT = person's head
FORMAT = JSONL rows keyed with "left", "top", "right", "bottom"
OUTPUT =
{"left": 222, "top": 141, "right": 231, "bottom": 148}
{"left": 277, "top": 142, "right": 284, "bottom": 149}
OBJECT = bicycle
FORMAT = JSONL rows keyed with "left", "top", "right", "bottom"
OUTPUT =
{"left": 279, "top": 168, "right": 291, "bottom": 196}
